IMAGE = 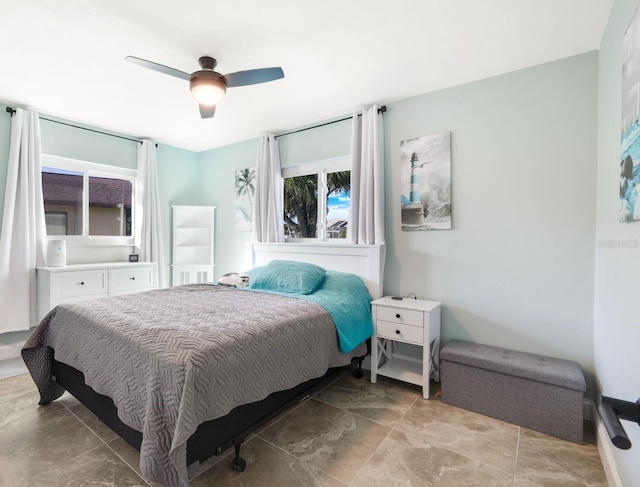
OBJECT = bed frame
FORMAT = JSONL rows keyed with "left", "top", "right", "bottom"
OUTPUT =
{"left": 52, "top": 358, "right": 351, "bottom": 471}
{"left": 51, "top": 243, "right": 385, "bottom": 477}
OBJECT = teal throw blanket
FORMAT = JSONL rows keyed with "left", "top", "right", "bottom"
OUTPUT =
{"left": 245, "top": 270, "right": 373, "bottom": 353}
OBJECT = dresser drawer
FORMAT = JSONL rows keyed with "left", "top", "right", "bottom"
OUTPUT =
{"left": 376, "top": 305, "right": 424, "bottom": 327}
{"left": 110, "top": 266, "right": 154, "bottom": 294}
{"left": 376, "top": 320, "right": 423, "bottom": 344}
{"left": 52, "top": 270, "right": 108, "bottom": 299}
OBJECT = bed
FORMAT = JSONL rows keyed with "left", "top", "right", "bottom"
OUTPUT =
{"left": 22, "top": 243, "right": 384, "bottom": 487}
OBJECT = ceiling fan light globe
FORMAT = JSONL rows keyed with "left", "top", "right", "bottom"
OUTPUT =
{"left": 190, "top": 72, "right": 227, "bottom": 105}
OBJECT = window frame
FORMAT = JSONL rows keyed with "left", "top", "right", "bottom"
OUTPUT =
{"left": 282, "top": 155, "right": 350, "bottom": 242}
{"left": 41, "top": 154, "right": 137, "bottom": 247}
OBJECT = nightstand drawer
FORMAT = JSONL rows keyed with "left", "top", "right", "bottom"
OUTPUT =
{"left": 52, "top": 270, "right": 108, "bottom": 299}
{"left": 110, "top": 266, "right": 154, "bottom": 294}
{"left": 376, "top": 305, "right": 424, "bottom": 327}
{"left": 376, "top": 320, "right": 423, "bottom": 344}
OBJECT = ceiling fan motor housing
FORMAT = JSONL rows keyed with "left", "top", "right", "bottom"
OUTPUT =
{"left": 198, "top": 56, "right": 217, "bottom": 70}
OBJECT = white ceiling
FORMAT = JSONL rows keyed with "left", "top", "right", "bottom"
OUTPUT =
{"left": 1, "top": 0, "right": 613, "bottom": 152}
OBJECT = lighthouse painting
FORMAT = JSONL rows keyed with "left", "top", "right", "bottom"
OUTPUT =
{"left": 400, "top": 132, "right": 451, "bottom": 230}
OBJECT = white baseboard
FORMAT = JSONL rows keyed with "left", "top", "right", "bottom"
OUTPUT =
{"left": 588, "top": 400, "right": 624, "bottom": 487}
{"left": 0, "top": 342, "right": 24, "bottom": 361}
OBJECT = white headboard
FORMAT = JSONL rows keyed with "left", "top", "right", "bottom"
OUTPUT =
{"left": 250, "top": 243, "right": 385, "bottom": 299}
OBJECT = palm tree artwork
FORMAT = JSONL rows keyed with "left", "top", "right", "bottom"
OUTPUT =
{"left": 235, "top": 168, "right": 256, "bottom": 231}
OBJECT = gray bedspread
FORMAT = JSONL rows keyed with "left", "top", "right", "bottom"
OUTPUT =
{"left": 22, "top": 284, "right": 367, "bottom": 486}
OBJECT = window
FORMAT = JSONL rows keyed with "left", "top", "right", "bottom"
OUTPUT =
{"left": 282, "top": 156, "right": 351, "bottom": 241}
{"left": 41, "top": 155, "right": 136, "bottom": 245}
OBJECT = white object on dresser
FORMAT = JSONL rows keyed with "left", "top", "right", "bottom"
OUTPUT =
{"left": 370, "top": 296, "right": 442, "bottom": 399}
{"left": 36, "top": 262, "right": 156, "bottom": 321}
{"left": 172, "top": 205, "right": 215, "bottom": 285}
{"left": 46, "top": 240, "right": 66, "bottom": 267}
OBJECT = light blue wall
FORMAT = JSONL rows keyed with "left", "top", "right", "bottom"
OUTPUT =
{"left": 197, "top": 139, "right": 258, "bottom": 278}
{"left": 155, "top": 143, "right": 199, "bottom": 281}
{"left": 198, "top": 52, "right": 599, "bottom": 397}
{"left": 595, "top": 0, "right": 640, "bottom": 484}
{"left": 385, "top": 52, "right": 598, "bottom": 383}
{"left": 278, "top": 117, "right": 352, "bottom": 166}
{"left": 40, "top": 117, "right": 137, "bottom": 169}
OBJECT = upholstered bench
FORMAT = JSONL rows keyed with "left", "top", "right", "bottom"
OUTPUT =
{"left": 440, "top": 339, "right": 586, "bottom": 443}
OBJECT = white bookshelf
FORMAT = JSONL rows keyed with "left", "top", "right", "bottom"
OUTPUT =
{"left": 171, "top": 205, "right": 215, "bottom": 285}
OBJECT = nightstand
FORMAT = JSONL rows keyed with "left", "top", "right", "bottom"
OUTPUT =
{"left": 370, "top": 296, "right": 442, "bottom": 399}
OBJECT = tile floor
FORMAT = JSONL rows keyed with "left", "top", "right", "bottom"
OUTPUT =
{"left": 0, "top": 369, "right": 608, "bottom": 486}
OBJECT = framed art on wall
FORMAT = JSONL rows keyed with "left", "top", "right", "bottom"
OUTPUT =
{"left": 235, "top": 167, "right": 256, "bottom": 232}
{"left": 621, "top": 5, "right": 640, "bottom": 223}
{"left": 400, "top": 132, "right": 452, "bottom": 230}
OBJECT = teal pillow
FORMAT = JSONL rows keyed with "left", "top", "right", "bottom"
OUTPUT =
{"left": 243, "top": 266, "right": 264, "bottom": 279}
{"left": 250, "top": 260, "right": 326, "bottom": 294}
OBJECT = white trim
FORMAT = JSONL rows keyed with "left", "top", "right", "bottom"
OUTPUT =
{"left": 591, "top": 400, "right": 624, "bottom": 487}
{"left": 281, "top": 155, "right": 350, "bottom": 178}
{"left": 59, "top": 236, "right": 135, "bottom": 248}
{"left": 42, "top": 154, "right": 136, "bottom": 178}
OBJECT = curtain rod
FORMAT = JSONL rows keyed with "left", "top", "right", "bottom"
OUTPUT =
{"left": 275, "top": 105, "right": 387, "bottom": 139}
{"left": 5, "top": 106, "right": 143, "bottom": 145}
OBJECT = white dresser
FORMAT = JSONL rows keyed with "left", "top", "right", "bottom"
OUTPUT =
{"left": 36, "top": 262, "right": 156, "bottom": 321}
{"left": 370, "top": 296, "right": 442, "bottom": 399}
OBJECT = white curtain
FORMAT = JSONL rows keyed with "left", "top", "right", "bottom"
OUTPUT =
{"left": 0, "top": 108, "right": 47, "bottom": 333}
{"left": 347, "top": 105, "right": 385, "bottom": 245}
{"left": 135, "top": 140, "right": 167, "bottom": 288}
{"left": 253, "top": 134, "right": 284, "bottom": 242}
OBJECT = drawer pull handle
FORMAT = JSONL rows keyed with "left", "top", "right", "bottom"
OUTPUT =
{"left": 130, "top": 277, "right": 135, "bottom": 280}
{"left": 80, "top": 282, "right": 85, "bottom": 285}
{"left": 395, "top": 313, "right": 401, "bottom": 319}
{"left": 395, "top": 329, "right": 401, "bottom": 335}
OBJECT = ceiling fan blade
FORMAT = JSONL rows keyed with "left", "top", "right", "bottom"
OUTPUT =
{"left": 199, "top": 104, "right": 216, "bottom": 119}
{"left": 125, "top": 56, "right": 191, "bottom": 81}
{"left": 224, "top": 67, "right": 284, "bottom": 87}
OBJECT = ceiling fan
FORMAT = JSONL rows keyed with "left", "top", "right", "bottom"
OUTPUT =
{"left": 125, "top": 55, "right": 284, "bottom": 119}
